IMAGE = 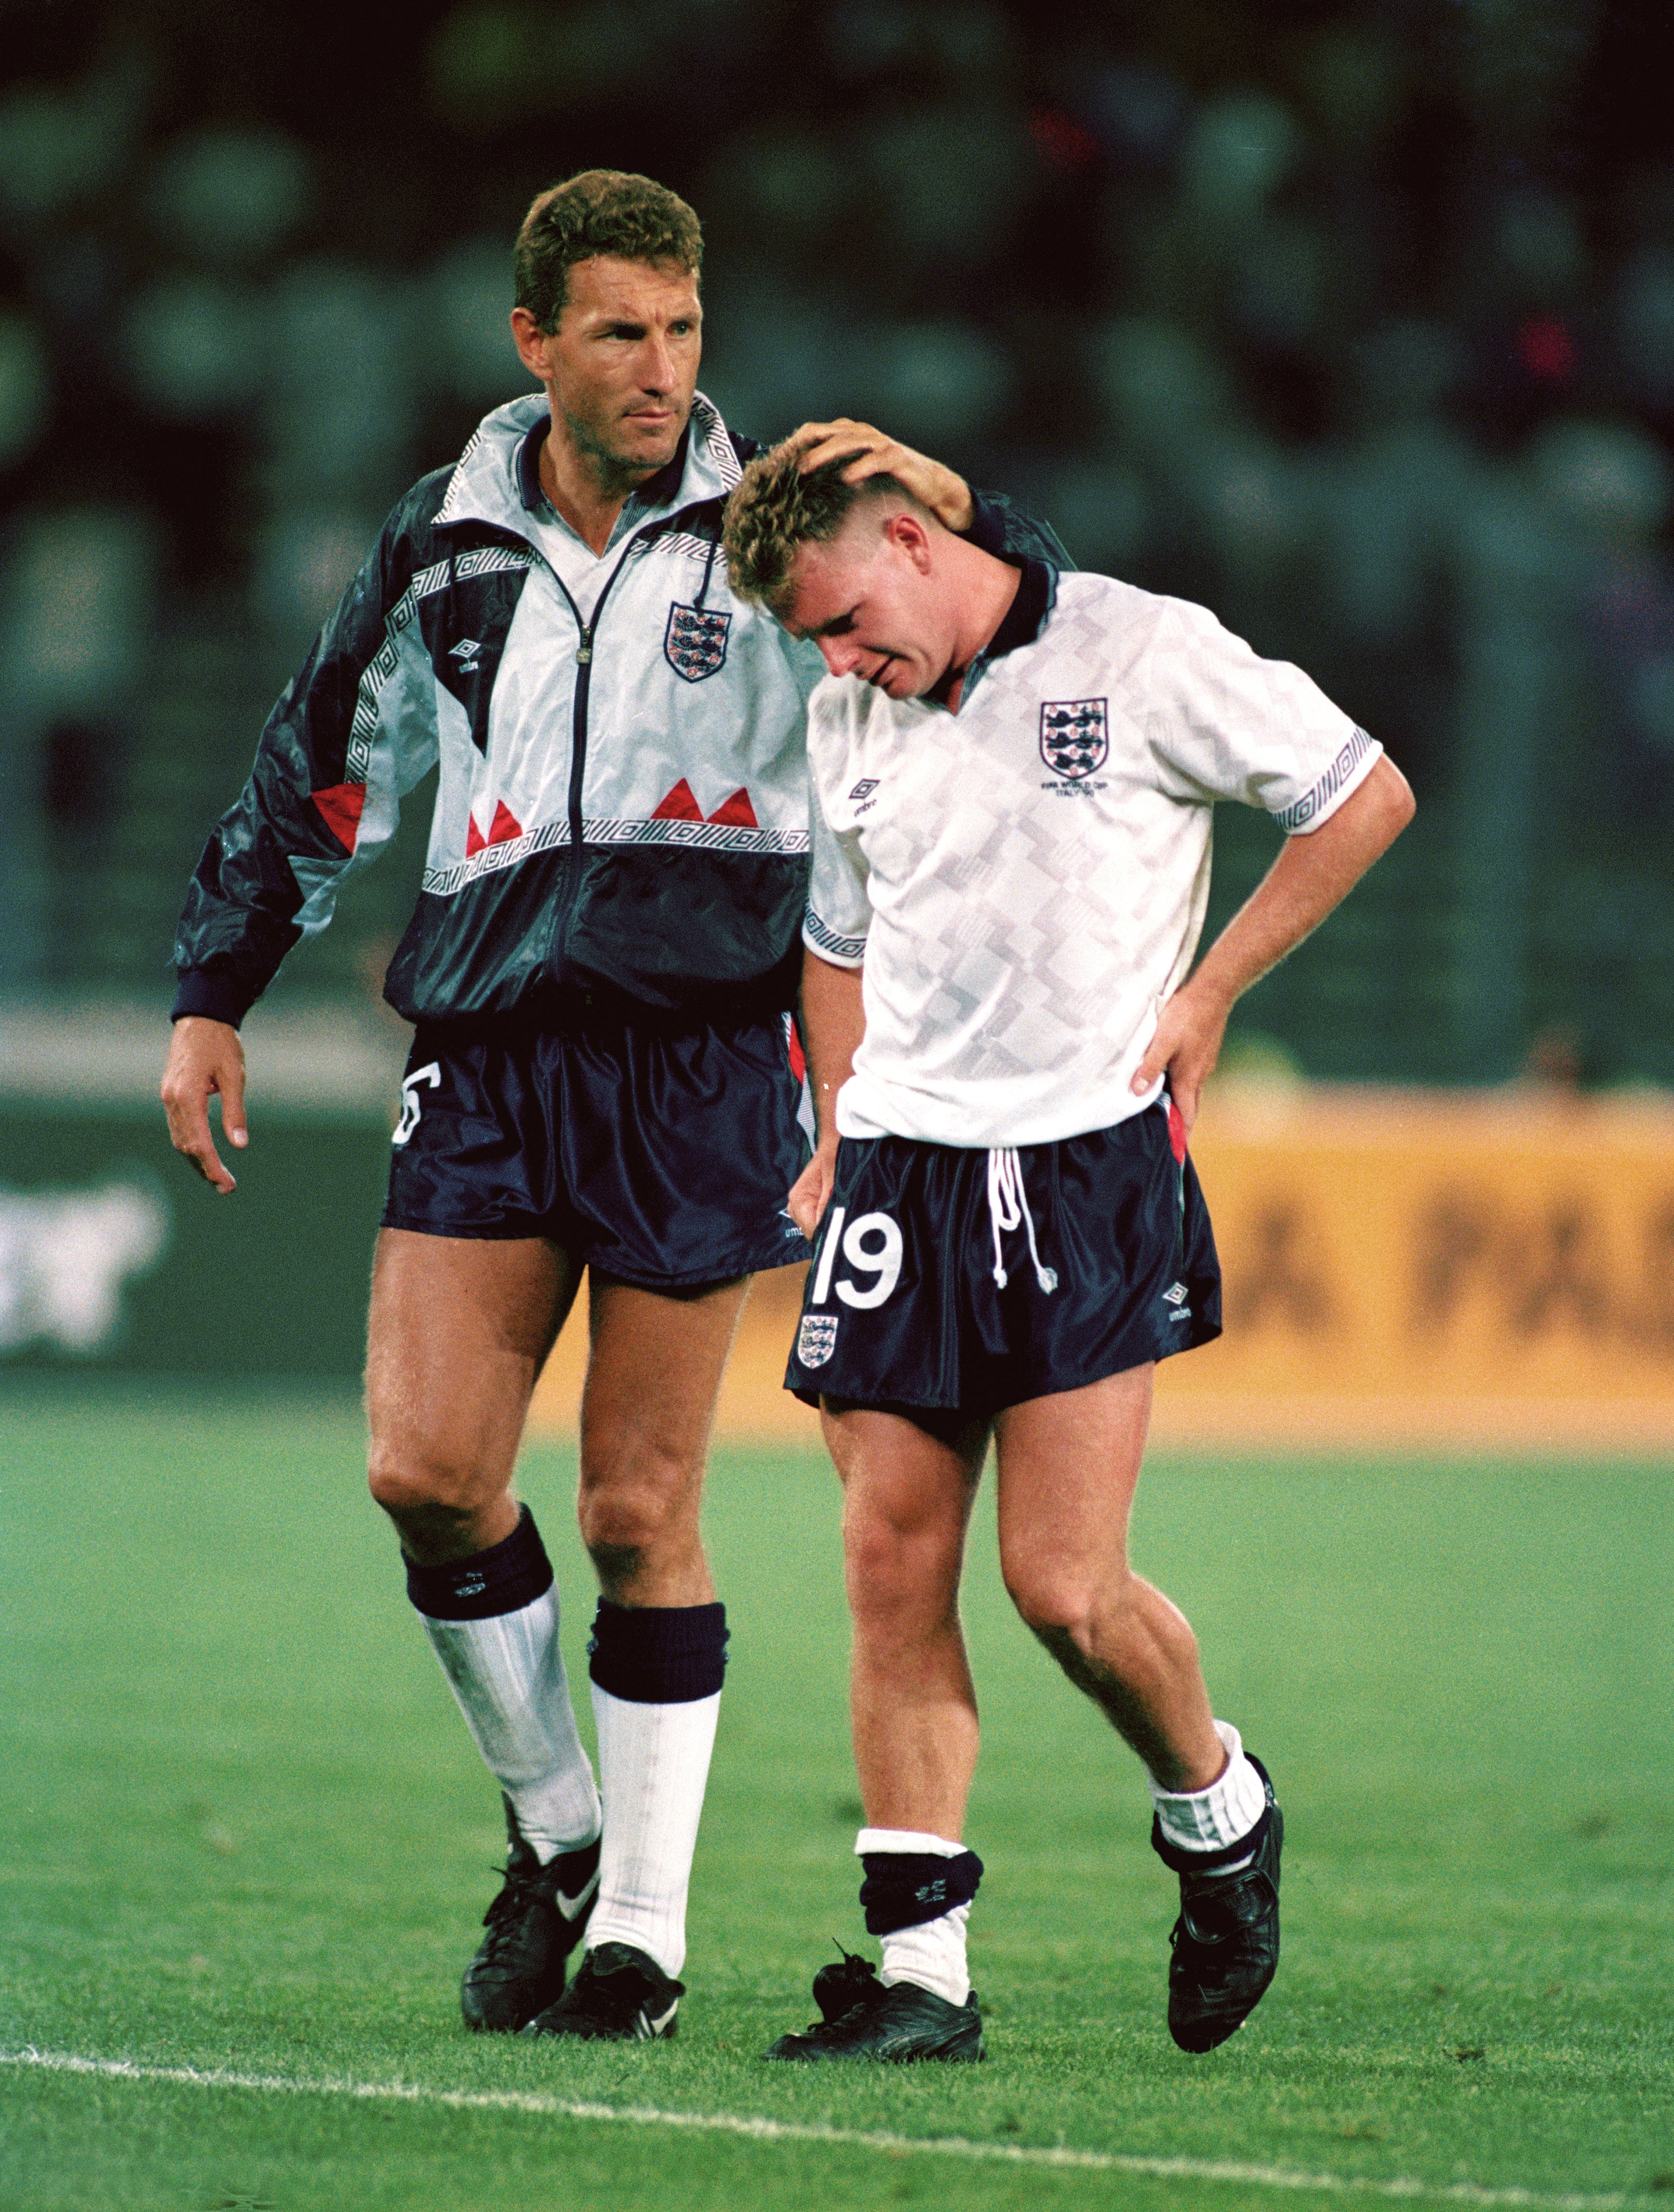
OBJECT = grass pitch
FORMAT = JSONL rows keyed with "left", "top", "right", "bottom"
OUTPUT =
{"left": 1, "top": 1386, "right": 1669, "bottom": 2210}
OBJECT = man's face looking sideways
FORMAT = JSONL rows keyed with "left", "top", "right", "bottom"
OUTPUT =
{"left": 782, "top": 512, "right": 956, "bottom": 701}
{"left": 515, "top": 254, "right": 702, "bottom": 484}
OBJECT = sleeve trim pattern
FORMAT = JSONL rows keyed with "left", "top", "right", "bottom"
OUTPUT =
{"left": 803, "top": 905, "right": 868, "bottom": 964}
{"left": 1271, "top": 725, "right": 1375, "bottom": 832}
{"left": 345, "top": 543, "right": 534, "bottom": 780}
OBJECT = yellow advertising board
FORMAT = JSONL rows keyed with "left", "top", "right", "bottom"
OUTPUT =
{"left": 528, "top": 1088, "right": 1674, "bottom": 1454}
{"left": 1153, "top": 1087, "right": 1674, "bottom": 1451}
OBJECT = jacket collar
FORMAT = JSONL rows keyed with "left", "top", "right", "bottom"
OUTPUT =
{"left": 434, "top": 388, "right": 743, "bottom": 536}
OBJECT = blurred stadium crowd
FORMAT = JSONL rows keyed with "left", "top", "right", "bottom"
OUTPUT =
{"left": 2, "top": 0, "right": 1672, "bottom": 1085}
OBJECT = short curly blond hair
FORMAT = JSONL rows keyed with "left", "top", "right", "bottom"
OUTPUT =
{"left": 723, "top": 440, "right": 926, "bottom": 610}
{"left": 514, "top": 170, "right": 702, "bottom": 332}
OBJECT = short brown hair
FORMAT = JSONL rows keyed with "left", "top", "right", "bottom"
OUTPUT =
{"left": 514, "top": 169, "right": 702, "bottom": 331}
{"left": 724, "top": 440, "right": 926, "bottom": 609}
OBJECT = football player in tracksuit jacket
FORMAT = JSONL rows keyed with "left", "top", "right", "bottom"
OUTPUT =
{"left": 160, "top": 168, "right": 1065, "bottom": 2044}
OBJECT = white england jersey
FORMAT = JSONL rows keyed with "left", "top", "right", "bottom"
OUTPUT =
{"left": 803, "top": 567, "right": 1380, "bottom": 1149}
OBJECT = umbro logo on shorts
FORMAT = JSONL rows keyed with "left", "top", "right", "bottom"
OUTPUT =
{"left": 798, "top": 1313, "right": 839, "bottom": 1367}
{"left": 1040, "top": 696, "right": 1109, "bottom": 780}
{"left": 849, "top": 778, "right": 880, "bottom": 802}
{"left": 450, "top": 638, "right": 483, "bottom": 670}
{"left": 1163, "top": 1281, "right": 1188, "bottom": 1305}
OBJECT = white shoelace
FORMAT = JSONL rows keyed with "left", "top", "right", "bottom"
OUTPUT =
{"left": 986, "top": 1148, "right": 1058, "bottom": 1293}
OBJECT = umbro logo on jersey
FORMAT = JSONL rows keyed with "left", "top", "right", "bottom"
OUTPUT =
{"left": 1040, "top": 696, "right": 1109, "bottom": 780}
{"left": 849, "top": 778, "right": 880, "bottom": 802}
{"left": 450, "top": 638, "right": 483, "bottom": 669}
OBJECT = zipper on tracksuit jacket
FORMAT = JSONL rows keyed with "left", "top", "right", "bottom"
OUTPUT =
{"left": 544, "top": 524, "right": 659, "bottom": 981}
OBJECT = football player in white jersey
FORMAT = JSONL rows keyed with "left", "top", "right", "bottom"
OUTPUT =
{"left": 721, "top": 440, "right": 1414, "bottom": 2062}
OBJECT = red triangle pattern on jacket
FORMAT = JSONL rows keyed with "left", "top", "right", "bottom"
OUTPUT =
{"left": 466, "top": 799, "right": 523, "bottom": 858}
{"left": 650, "top": 780, "right": 758, "bottom": 828}
{"left": 706, "top": 786, "right": 758, "bottom": 828}
{"left": 651, "top": 778, "right": 705, "bottom": 822}
{"left": 312, "top": 782, "right": 367, "bottom": 853}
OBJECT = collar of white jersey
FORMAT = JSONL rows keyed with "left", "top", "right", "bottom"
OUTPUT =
{"left": 432, "top": 389, "right": 744, "bottom": 536}
{"left": 955, "top": 556, "right": 1057, "bottom": 703}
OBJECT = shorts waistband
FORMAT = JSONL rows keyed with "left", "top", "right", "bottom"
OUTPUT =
{"left": 407, "top": 978, "right": 796, "bottom": 1044}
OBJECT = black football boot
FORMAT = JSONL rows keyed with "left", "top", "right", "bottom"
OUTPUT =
{"left": 459, "top": 1798, "right": 601, "bottom": 2033}
{"left": 764, "top": 1948, "right": 984, "bottom": 2062}
{"left": 1155, "top": 1754, "right": 1283, "bottom": 2053}
{"left": 520, "top": 1940, "right": 684, "bottom": 2040}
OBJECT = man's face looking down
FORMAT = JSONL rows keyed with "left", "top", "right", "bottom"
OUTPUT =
{"left": 780, "top": 509, "right": 959, "bottom": 701}
{"left": 513, "top": 253, "right": 702, "bottom": 485}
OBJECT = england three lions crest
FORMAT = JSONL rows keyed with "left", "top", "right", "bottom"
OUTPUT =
{"left": 665, "top": 601, "right": 731, "bottom": 683}
{"left": 1040, "top": 697, "right": 1109, "bottom": 780}
{"left": 797, "top": 1312, "right": 839, "bottom": 1368}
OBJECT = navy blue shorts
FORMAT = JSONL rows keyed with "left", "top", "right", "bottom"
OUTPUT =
{"left": 382, "top": 1013, "right": 815, "bottom": 1289}
{"left": 786, "top": 1101, "right": 1221, "bottom": 1415}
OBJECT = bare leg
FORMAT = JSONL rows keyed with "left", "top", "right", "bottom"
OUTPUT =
{"left": 365, "top": 1228, "right": 578, "bottom": 1559}
{"left": 366, "top": 1235, "right": 749, "bottom": 1594}
{"left": 993, "top": 1364, "right": 1222, "bottom": 1792}
{"left": 821, "top": 1403, "right": 990, "bottom": 1838}
{"left": 367, "top": 1242, "right": 757, "bottom": 2001}
{"left": 577, "top": 1275, "right": 750, "bottom": 1606}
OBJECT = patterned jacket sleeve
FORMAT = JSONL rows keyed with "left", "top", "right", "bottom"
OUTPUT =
{"left": 171, "top": 488, "right": 442, "bottom": 1027}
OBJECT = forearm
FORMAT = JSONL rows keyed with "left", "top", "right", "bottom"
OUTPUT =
{"left": 799, "top": 949, "right": 866, "bottom": 1150}
{"left": 1190, "top": 755, "right": 1415, "bottom": 1015}
{"left": 1131, "top": 754, "right": 1415, "bottom": 1129}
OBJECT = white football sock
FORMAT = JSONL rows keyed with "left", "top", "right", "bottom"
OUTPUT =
{"left": 857, "top": 1828, "right": 973, "bottom": 2007}
{"left": 1147, "top": 1719, "right": 1268, "bottom": 1867}
{"left": 586, "top": 1684, "right": 720, "bottom": 1979}
{"left": 419, "top": 1587, "right": 601, "bottom": 1862}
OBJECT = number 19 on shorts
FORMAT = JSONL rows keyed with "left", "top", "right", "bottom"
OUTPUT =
{"left": 809, "top": 1205, "right": 903, "bottom": 1309}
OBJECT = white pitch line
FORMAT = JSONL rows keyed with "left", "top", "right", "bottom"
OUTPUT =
{"left": 1, "top": 2047, "right": 1627, "bottom": 2211}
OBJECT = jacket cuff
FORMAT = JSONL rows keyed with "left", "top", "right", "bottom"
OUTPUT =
{"left": 962, "top": 488, "right": 1007, "bottom": 556}
{"left": 171, "top": 970, "right": 254, "bottom": 1028}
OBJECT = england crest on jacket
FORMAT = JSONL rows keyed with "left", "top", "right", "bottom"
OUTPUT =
{"left": 665, "top": 601, "right": 732, "bottom": 683}
{"left": 1039, "top": 696, "right": 1109, "bottom": 779}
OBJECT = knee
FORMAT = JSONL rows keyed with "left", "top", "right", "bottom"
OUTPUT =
{"left": 366, "top": 1436, "right": 479, "bottom": 1526}
{"left": 843, "top": 1501, "right": 962, "bottom": 1632}
{"left": 1005, "top": 1556, "right": 1200, "bottom": 1679}
{"left": 1003, "top": 1557, "right": 1098, "bottom": 1644}
{"left": 576, "top": 1446, "right": 695, "bottom": 1567}
{"left": 1001, "top": 1549, "right": 1142, "bottom": 1650}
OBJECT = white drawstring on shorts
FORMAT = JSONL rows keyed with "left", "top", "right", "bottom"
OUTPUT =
{"left": 987, "top": 1148, "right": 1058, "bottom": 1293}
